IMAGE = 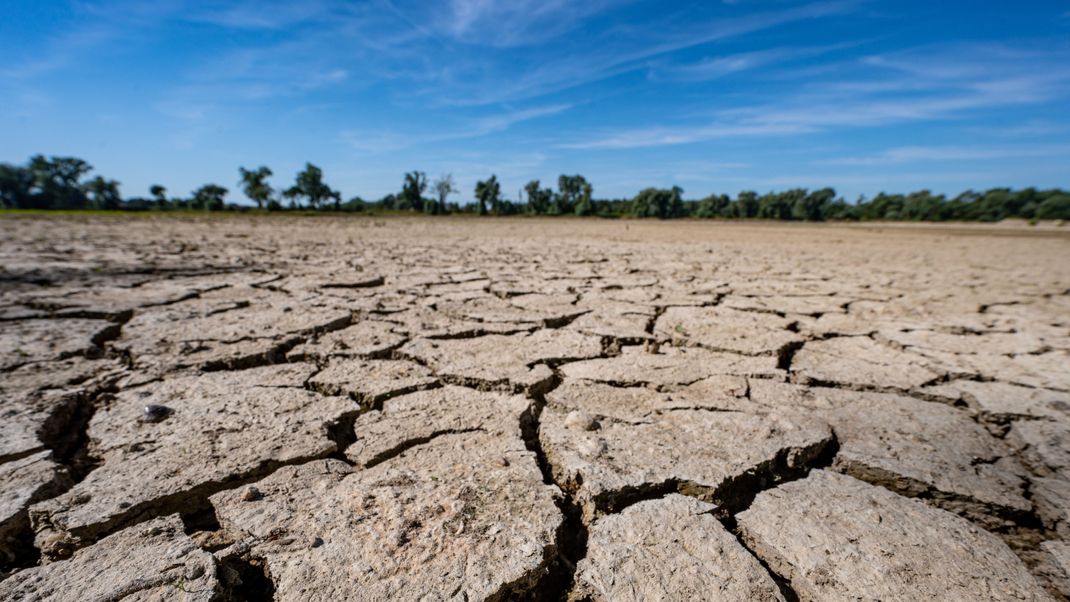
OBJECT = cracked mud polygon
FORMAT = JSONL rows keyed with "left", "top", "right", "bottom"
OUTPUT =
{"left": 2, "top": 215, "right": 1069, "bottom": 601}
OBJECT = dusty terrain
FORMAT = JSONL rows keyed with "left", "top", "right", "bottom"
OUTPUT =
{"left": 1, "top": 214, "right": 1069, "bottom": 601}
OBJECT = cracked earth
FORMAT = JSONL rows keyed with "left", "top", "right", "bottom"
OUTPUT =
{"left": 1, "top": 216, "right": 1069, "bottom": 601}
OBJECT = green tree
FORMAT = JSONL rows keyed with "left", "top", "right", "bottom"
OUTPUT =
{"left": 860, "top": 192, "right": 905, "bottom": 220}
{"left": 84, "top": 176, "right": 122, "bottom": 210}
{"left": 757, "top": 192, "right": 790, "bottom": 219}
{"left": 192, "top": 184, "right": 228, "bottom": 211}
{"left": 1036, "top": 193, "right": 1070, "bottom": 220}
{"left": 284, "top": 163, "right": 339, "bottom": 210}
{"left": 574, "top": 180, "right": 596, "bottom": 216}
{"left": 28, "top": 155, "right": 93, "bottom": 209}
{"left": 400, "top": 171, "right": 428, "bottom": 212}
{"left": 630, "top": 186, "right": 685, "bottom": 219}
{"left": 431, "top": 174, "right": 456, "bottom": 215}
{"left": 475, "top": 175, "right": 501, "bottom": 216}
{"left": 149, "top": 184, "right": 169, "bottom": 209}
{"left": 524, "top": 180, "right": 552, "bottom": 214}
{"left": 737, "top": 191, "right": 760, "bottom": 218}
{"left": 344, "top": 196, "right": 366, "bottom": 212}
{"left": 901, "top": 190, "right": 946, "bottom": 221}
{"left": 824, "top": 197, "right": 858, "bottom": 220}
{"left": 554, "top": 174, "right": 591, "bottom": 215}
{"left": 792, "top": 187, "right": 835, "bottom": 221}
{"left": 0, "top": 163, "right": 34, "bottom": 208}
{"left": 239, "top": 166, "right": 274, "bottom": 209}
{"left": 695, "top": 193, "right": 730, "bottom": 218}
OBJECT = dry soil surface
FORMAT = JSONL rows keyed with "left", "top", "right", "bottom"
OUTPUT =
{"left": 1, "top": 215, "right": 1069, "bottom": 601}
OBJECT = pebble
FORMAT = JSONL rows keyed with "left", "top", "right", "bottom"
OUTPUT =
{"left": 140, "top": 404, "right": 171, "bottom": 423}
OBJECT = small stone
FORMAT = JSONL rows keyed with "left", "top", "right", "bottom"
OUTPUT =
{"left": 310, "top": 536, "right": 324, "bottom": 548}
{"left": 577, "top": 438, "right": 608, "bottom": 458}
{"left": 140, "top": 404, "right": 171, "bottom": 423}
{"left": 497, "top": 457, "right": 510, "bottom": 467}
{"left": 565, "top": 410, "right": 598, "bottom": 431}
{"left": 240, "top": 486, "right": 262, "bottom": 502}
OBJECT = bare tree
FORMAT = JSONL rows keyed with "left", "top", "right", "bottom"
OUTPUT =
{"left": 431, "top": 174, "right": 456, "bottom": 215}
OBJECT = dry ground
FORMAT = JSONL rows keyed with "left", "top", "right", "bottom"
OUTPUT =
{"left": 1, "top": 214, "right": 1069, "bottom": 601}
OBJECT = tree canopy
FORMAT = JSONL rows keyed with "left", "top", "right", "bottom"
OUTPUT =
{"left": 399, "top": 171, "right": 428, "bottom": 212}
{"left": 284, "top": 163, "right": 339, "bottom": 210}
{"left": 475, "top": 175, "right": 501, "bottom": 216}
{"left": 2, "top": 153, "right": 1069, "bottom": 222}
{"left": 239, "top": 166, "right": 274, "bottom": 210}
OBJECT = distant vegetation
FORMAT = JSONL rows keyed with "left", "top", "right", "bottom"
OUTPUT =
{"left": 2, "top": 154, "right": 1069, "bottom": 222}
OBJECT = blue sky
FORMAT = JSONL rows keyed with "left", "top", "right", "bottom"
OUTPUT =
{"left": 2, "top": 1, "right": 1069, "bottom": 204}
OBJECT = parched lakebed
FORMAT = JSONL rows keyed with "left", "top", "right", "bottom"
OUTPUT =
{"left": 1, "top": 215, "right": 1069, "bottom": 601}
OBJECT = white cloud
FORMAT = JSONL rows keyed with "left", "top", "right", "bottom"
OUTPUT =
{"left": 561, "top": 42, "right": 1070, "bottom": 149}
{"left": 561, "top": 123, "right": 810, "bottom": 149}
{"left": 340, "top": 103, "right": 573, "bottom": 152}
{"left": 653, "top": 42, "right": 855, "bottom": 82}
{"left": 187, "top": 1, "right": 333, "bottom": 29}
{"left": 821, "top": 145, "right": 1070, "bottom": 166}
{"left": 428, "top": 0, "right": 624, "bottom": 47}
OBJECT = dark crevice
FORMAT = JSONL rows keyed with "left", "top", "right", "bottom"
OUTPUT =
{"left": 219, "top": 556, "right": 276, "bottom": 602}
{"left": 832, "top": 457, "right": 1041, "bottom": 532}
{"left": 196, "top": 316, "right": 350, "bottom": 372}
{"left": 204, "top": 300, "right": 251, "bottom": 318}
{"left": 793, "top": 373, "right": 946, "bottom": 400}
{"left": 518, "top": 379, "right": 589, "bottom": 601}
{"left": 719, "top": 519, "right": 801, "bottom": 602}
{"left": 595, "top": 432, "right": 839, "bottom": 519}
{"left": 200, "top": 314, "right": 353, "bottom": 372}
{"left": 200, "top": 337, "right": 303, "bottom": 372}
{"left": 32, "top": 448, "right": 345, "bottom": 561}
{"left": 15, "top": 307, "right": 135, "bottom": 323}
{"left": 359, "top": 428, "right": 484, "bottom": 469}
{"left": 523, "top": 407, "right": 838, "bottom": 600}
{"left": 47, "top": 381, "right": 118, "bottom": 482}
{"left": 180, "top": 503, "right": 221, "bottom": 534}
{"left": 523, "top": 492, "right": 589, "bottom": 602}
{"left": 324, "top": 410, "right": 360, "bottom": 462}
{"left": 320, "top": 276, "right": 385, "bottom": 289}
{"left": 486, "top": 535, "right": 570, "bottom": 602}
{"left": 309, "top": 379, "right": 442, "bottom": 413}
{"left": 776, "top": 340, "right": 805, "bottom": 372}
{"left": 644, "top": 306, "right": 667, "bottom": 335}
{"left": 390, "top": 348, "right": 555, "bottom": 395}
{"left": 519, "top": 385, "right": 560, "bottom": 487}
{"left": 706, "top": 438, "right": 843, "bottom": 602}
{"left": 422, "top": 324, "right": 539, "bottom": 340}
{"left": 542, "top": 310, "right": 590, "bottom": 329}
{"left": 0, "top": 382, "right": 115, "bottom": 571}
{"left": 598, "top": 336, "right": 623, "bottom": 357}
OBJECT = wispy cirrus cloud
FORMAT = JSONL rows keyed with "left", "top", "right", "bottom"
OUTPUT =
{"left": 1, "top": 23, "right": 117, "bottom": 78}
{"left": 186, "top": 0, "right": 335, "bottom": 29}
{"left": 424, "top": 0, "right": 626, "bottom": 47}
{"left": 820, "top": 144, "right": 1070, "bottom": 166}
{"left": 650, "top": 42, "right": 857, "bottom": 82}
{"left": 340, "top": 103, "right": 573, "bottom": 152}
{"left": 561, "top": 123, "right": 810, "bottom": 149}
{"left": 564, "top": 42, "right": 1070, "bottom": 149}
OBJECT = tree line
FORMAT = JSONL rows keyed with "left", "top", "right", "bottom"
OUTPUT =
{"left": 2, "top": 154, "right": 1068, "bottom": 222}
